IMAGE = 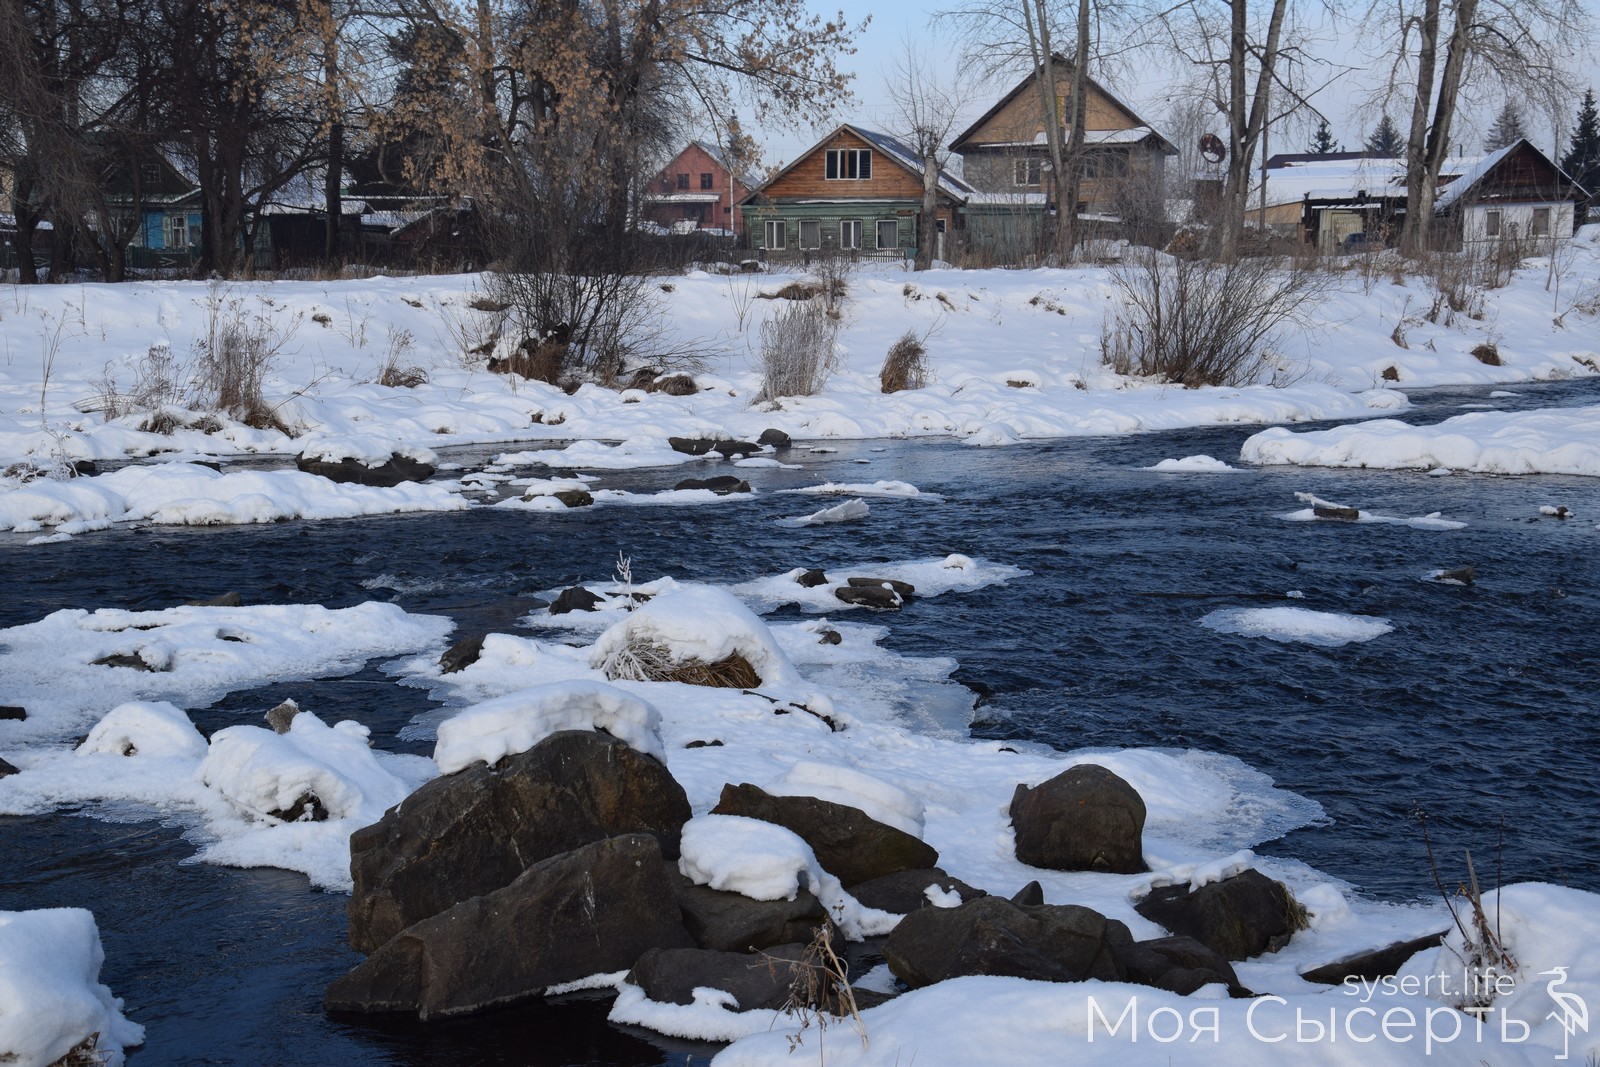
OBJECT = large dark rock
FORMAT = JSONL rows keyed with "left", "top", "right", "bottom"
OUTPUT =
{"left": 1134, "top": 870, "right": 1303, "bottom": 961}
{"left": 674, "top": 476, "right": 751, "bottom": 495}
{"left": 883, "top": 896, "right": 1126, "bottom": 989}
{"left": 796, "top": 568, "right": 829, "bottom": 588}
{"left": 1009, "top": 764, "right": 1147, "bottom": 874}
{"left": 1299, "top": 931, "right": 1446, "bottom": 985}
{"left": 628, "top": 944, "right": 811, "bottom": 1011}
{"left": 667, "top": 436, "right": 761, "bottom": 458}
{"left": 845, "top": 868, "right": 985, "bottom": 915}
{"left": 551, "top": 489, "right": 594, "bottom": 508}
{"left": 757, "top": 429, "right": 791, "bottom": 449}
{"left": 711, "top": 782, "right": 938, "bottom": 887}
{"left": 0, "top": 706, "right": 26, "bottom": 721}
{"left": 1115, "top": 935, "right": 1248, "bottom": 996}
{"left": 845, "top": 576, "right": 915, "bottom": 598}
{"left": 666, "top": 864, "right": 826, "bottom": 952}
{"left": 550, "top": 586, "right": 604, "bottom": 615}
{"left": 0, "top": 756, "right": 17, "bottom": 778}
{"left": 296, "top": 452, "right": 436, "bottom": 487}
{"left": 438, "top": 634, "right": 487, "bottom": 675}
{"left": 265, "top": 699, "right": 302, "bottom": 734}
{"left": 833, "top": 585, "right": 903, "bottom": 610}
{"left": 347, "top": 730, "right": 691, "bottom": 954}
{"left": 327, "top": 834, "right": 693, "bottom": 1019}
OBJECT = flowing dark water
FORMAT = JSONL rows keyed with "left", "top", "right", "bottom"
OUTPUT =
{"left": 2, "top": 379, "right": 1598, "bottom": 1065}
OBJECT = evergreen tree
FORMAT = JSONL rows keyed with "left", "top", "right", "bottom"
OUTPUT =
{"left": 1309, "top": 118, "right": 1340, "bottom": 154}
{"left": 1485, "top": 102, "right": 1528, "bottom": 151}
{"left": 1364, "top": 114, "right": 1404, "bottom": 157}
{"left": 1560, "top": 89, "right": 1600, "bottom": 195}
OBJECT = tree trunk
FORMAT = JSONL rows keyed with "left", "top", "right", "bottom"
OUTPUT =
{"left": 1400, "top": 0, "right": 1441, "bottom": 254}
{"left": 1023, "top": 0, "right": 1067, "bottom": 260}
{"left": 1058, "top": 0, "right": 1090, "bottom": 256}
{"left": 324, "top": 16, "right": 344, "bottom": 264}
{"left": 1219, "top": 0, "right": 1288, "bottom": 261}
{"left": 916, "top": 154, "right": 938, "bottom": 270}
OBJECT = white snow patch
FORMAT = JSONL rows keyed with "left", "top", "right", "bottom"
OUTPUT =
{"left": 1144, "top": 455, "right": 1245, "bottom": 472}
{"left": 766, "top": 760, "right": 926, "bottom": 837}
{"left": 1199, "top": 607, "right": 1394, "bottom": 647}
{"left": 777, "top": 498, "right": 870, "bottom": 527}
{"left": 77, "top": 701, "right": 207, "bottom": 760}
{"left": 433, "top": 680, "right": 665, "bottom": 772}
{"left": 0, "top": 909, "right": 145, "bottom": 1067}
{"left": 589, "top": 585, "right": 803, "bottom": 688}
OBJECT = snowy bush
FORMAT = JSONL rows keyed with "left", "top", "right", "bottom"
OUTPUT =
{"left": 589, "top": 584, "right": 801, "bottom": 689}
{"left": 757, "top": 298, "right": 839, "bottom": 401}
{"left": 1102, "top": 250, "right": 1329, "bottom": 387}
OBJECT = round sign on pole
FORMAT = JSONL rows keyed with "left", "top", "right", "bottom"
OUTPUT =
{"left": 1199, "top": 133, "right": 1226, "bottom": 164}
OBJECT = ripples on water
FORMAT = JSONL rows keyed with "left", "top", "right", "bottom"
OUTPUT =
{"left": 2, "top": 379, "right": 1597, "bottom": 1065}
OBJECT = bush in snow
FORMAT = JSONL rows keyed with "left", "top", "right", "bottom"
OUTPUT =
{"left": 191, "top": 283, "right": 301, "bottom": 430}
{"left": 879, "top": 331, "right": 929, "bottom": 393}
{"left": 589, "top": 585, "right": 800, "bottom": 689}
{"left": 756, "top": 297, "right": 839, "bottom": 402}
{"left": 1101, "top": 249, "right": 1328, "bottom": 387}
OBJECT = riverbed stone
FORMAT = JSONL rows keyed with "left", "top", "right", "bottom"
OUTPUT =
{"left": 1009, "top": 764, "right": 1147, "bottom": 874}
{"left": 347, "top": 730, "right": 690, "bottom": 954}
{"left": 0, "top": 706, "right": 26, "bottom": 721}
{"left": 711, "top": 782, "right": 938, "bottom": 887}
{"left": 327, "top": 834, "right": 693, "bottom": 1019}
{"left": 757, "top": 429, "right": 791, "bottom": 449}
{"left": 796, "top": 568, "right": 829, "bottom": 588}
{"left": 628, "top": 944, "right": 811, "bottom": 1010}
{"left": 296, "top": 452, "right": 435, "bottom": 487}
{"left": 1298, "top": 931, "right": 1446, "bottom": 985}
{"left": 1115, "top": 935, "right": 1248, "bottom": 996}
{"left": 844, "top": 868, "right": 985, "bottom": 915}
{"left": 666, "top": 864, "right": 826, "bottom": 951}
{"left": 0, "top": 756, "right": 17, "bottom": 778}
{"left": 882, "top": 896, "right": 1125, "bottom": 988}
{"left": 674, "top": 476, "right": 750, "bottom": 495}
{"left": 438, "top": 634, "right": 487, "bottom": 675}
{"left": 833, "top": 585, "right": 903, "bottom": 610}
{"left": 265, "top": 699, "right": 302, "bottom": 733}
{"left": 1134, "top": 869, "right": 1303, "bottom": 961}
{"left": 550, "top": 586, "right": 604, "bottom": 614}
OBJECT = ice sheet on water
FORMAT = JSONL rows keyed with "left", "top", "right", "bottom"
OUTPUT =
{"left": 1199, "top": 606, "right": 1394, "bottom": 647}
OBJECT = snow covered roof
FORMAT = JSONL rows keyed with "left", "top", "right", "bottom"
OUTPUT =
{"left": 964, "top": 191, "right": 1049, "bottom": 207}
{"left": 1432, "top": 142, "right": 1518, "bottom": 210}
{"left": 646, "top": 192, "right": 723, "bottom": 204}
{"left": 851, "top": 126, "right": 975, "bottom": 199}
{"left": 979, "top": 127, "right": 1170, "bottom": 150}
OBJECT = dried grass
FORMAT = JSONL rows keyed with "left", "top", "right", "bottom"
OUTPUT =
{"left": 880, "top": 331, "right": 928, "bottom": 393}
{"left": 600, "top": 638, "right": 760, "bottom": 688}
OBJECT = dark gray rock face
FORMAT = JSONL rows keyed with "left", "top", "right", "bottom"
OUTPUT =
{"left": 184, "top": 592, "right": 243, "bottom": 607}
{"left": 628, "top": 944, "right": 811, "bottom": 1011}
{"left": 0, "top": 756, "right": 17, "bottom": 778}
{"left": 673, "top": 476, "right": 751, "bottom": 495}
{"left": 0, "top": 706, "right": 26, "bottom": 721}
{"left": 1299, "top": 931, "right": 1446, "bottom": 985}
{"left": 833, "top": 585, "right": 903, "bottom": 610}
{"left": 883, "top": 896, "right": 1126, "bottom": 989}
{"left": 296, "top": 452, "right": 436, "bottom": 487}
{"left": 666, "top": 864, "right": 826, "bottom": 952}
{"left": 327, "top": 835, "right": 693, "bottom": 1019}
{"left": 845, "top": 576, "right": 914, "bottom": 598}
{"left": 667, "top": 437, "right": 761, "bottom": 457}
{"left": 438, "top": 634, "right": 487, "bottom": 675}
{"left": 845, "top": 868, "right": 985, "bottom": 915}
{"left": 1134, "top": 870, "right": 1303, "bottom": 961}
{"left": 550, "top": 586, "right": 604, "bottom": 615}
{"left": 551, "top": 489, "right": 594, "bottom": 508}
{"left": 711, "top": 782, "right": 938, "bottom": 887}
{"left": 1009, "top": 764, "right": 1147, "bottom": 874}
{"left": 796, "top": 569, "right": 829, "bottom": 588}
{"left": 757, "top": 429, "right": 791, "bottom": 449}
{"left": 1116, "top": 935, "right": 1248, "bottom": 996}
{"left": 347, "top": 730, "right": 690, "bottom": 954}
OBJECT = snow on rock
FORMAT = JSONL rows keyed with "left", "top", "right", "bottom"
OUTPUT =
{"left": 730, "top": 554, "right": 1026, "bottom": 615}
{"left": 433, "top": 680, "right": 665, "bottom": 773}
{"left": 777, "top": 497, "right": 870, "bottom": 527}
{"left": 783, "top": 480, "right": 941, "bottom": 499}
{"left": 0, "top": 909, "right": 144, "bottom": 1067}
{"left": 1144, "top": 455, "right": 1245, "bottom": 472}
{"left": 196, "top": 711, "right": 410, "bottom": 824}
{"left": 766, "top": 760, "right": 926, "bottom": 838}
{"left": 77, "top": 701, "right": 207, "bottom": 760}
{"left": 1281, "top": 492, "right": 1467, "bottom": 530}
{"left": 0, "top": 601, "right": 453, "bottom": 743}
{"left": 608, "top": 982, "right": 782, "bottom": 1043}
{"left": 495, "top": 438, "right": 701, "bottom": 469}
{"left": 295, "top": 431, "right": 437, "bottom": 466}
{"left": 589, "top": 584, "right": 803, "bottom": 688}
{"left": 677, "top": 814, "right": 898, "bottom": 941}
{"left": 1242, "top": 405, "right": 1600, "bottom": 476}
{"left": 1200, "top": 606, "right": 1394, "bottom": 647}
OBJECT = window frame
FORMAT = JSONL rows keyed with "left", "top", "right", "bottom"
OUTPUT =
{"left": 1531, "top": 207, "right": 1552, "bottom": 237}
{"left": 700, "top": 172, "right": 714, "bottom": 190}
{"left": 799, "top": 219, "right": 821, "bottom": 249}
{"left": 875, "top": 219, "right": 899, "bottom": 250}
{"left": 825, "top": 148, "right": 873, "bottom": 181}
{"left": 163, "top": 213, "right": 188, "bottom": 249}
{"left": 764, "top": 219, "right": 787, "bottom": 250}
{"left": 1485, "top": 209, "right": 1502, "bottom": 237}
{"left": 676, "top": 173, "right": 689, "bottom": 190}
{"left": 1013, "top": 158, "right": 1043, "bottom": 187}
{"left": 839, "top": 219, "right": 862, "bottom": 250}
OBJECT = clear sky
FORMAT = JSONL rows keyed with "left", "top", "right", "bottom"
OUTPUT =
{"left": 740, "top": 0, "right": 1600, "bottom": 173}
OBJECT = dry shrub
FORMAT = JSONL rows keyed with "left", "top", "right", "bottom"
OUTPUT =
{"left": 489, "top": 339, "right": 567, "bottom": 383}
{"left": 600, "top": 638, "right": 760, "bottom": 688}
{"left": 48, "top": 1032, "right": 108, "bottom": 1067}
{"left": 1470, "top": 341, "right": 1502, "bottom": 366}
{"left": 760, "top": 281, "right": 823, "bottom": 301}
{"left": 191, "top": 284, "right": 300, "bottom": 430}
{"left": 880, "top": 331, "right": 929, "bottom": 393}
{"left": 648, "top": 373, "right": 697, "bottom": 395}
{"left": 1102, "top": 250, "right": 1329, "bottom": 387}
{"left": 773, "top": 921, "right": 868, "bottom": 1054}
{"left": 375, "top": 327, "right": 429, "bottom": 387}
{"left": 757, "top": 298, "right": 839, "bottom": 401}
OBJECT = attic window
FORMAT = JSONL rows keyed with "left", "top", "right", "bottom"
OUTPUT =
{"left": 677, "top": 173, "right": 689, "bottom": 190}
{"left": 700, "top": 173, "right": 714, "bottom": 190}
{"left": 141, "top": 163, "right": 160, "bottom": 186}
{"left": 826, "top": 148, "right": 872, "bottom": 180}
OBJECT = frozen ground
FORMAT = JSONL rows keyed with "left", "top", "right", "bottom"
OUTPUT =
{"left": 1, "top": 230, "right": 1598, "bottom": 536}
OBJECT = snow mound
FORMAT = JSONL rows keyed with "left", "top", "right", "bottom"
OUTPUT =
{"left": 777, "top": 498, "right": 870, "bottom": 527}
{"left": 589, "top": 585, "right": 802, "bottom": 688}
{"left": 609, "top": 982, "right": 780, "bottom": 1042}
{"left": 1144, "top": 455, "right": 1244, "bottom": 472}
{"left": 77, "top": 701, "right": 207, "bottom": 760}
{"left": 296, "top": 431, "right": 436, "bottom": 466}
{"left": 433, "top": 680, "right": 665, "bottom": 773}
{"left": 197, "top": 711, "right": 410, "bottom": 823}
{"left": 0, "top": 909, "right": 144, "bottom": 1067}
{"left": 678, "top": 815, "right": 898, "bottom": 940}
{"left": 1199, "top": 606, "right": 1394, "bottom": 647}
{"left": 784, "top": 480, "right": 940, "bottom": 499}
{"left": 767, "top": 760, "right": 925, "bottom": 838}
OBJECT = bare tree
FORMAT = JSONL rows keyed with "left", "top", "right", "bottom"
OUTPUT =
{"left": 887, "top": 37, "right": 965, "bottom": 269}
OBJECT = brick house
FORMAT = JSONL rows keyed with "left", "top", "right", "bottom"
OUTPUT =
{"left": 643, "top": 141, "right": 753, "bottom": 237}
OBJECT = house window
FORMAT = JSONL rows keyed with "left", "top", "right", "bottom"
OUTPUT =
{"left": 1485, "top": 210, "right": 1501, "bottom": 237}
{"left": 1014, "top": 158, "right": 1043, "bottom": 186}
{"left": 700, "top": 173, "right": 714, "bottom": 190}
{"left": 764, "top": 219, "right": 786, "bottom": 250}
{"left": 876, "top": 219, "right": 899, "bottom": 249}
{"left": 676, "top": 173, "right": 689, "bottom": 190}
{"left": 164, "top": 214, "right": 188, "bottom": 248}
{"left": 1532, "top": 207, "right": 1552, "bottom": 237}
{"left": 825, "top": 148, "right": 872, "bottom": 180}
{"left": 1083, "top": 152, "right": 1128, "bottom": 180}
{"left": 799, "top": 220, "right": 821, "bottom": 249}
{"left": 140, "top": 163, "right": 161, "bottom": 186}
{"left": 840, "top": 219, "right": 862, "bottom": 250}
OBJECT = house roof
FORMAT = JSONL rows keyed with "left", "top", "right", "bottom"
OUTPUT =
{"left": 949, "top": 59, "right": 1176, "bottom": 156}
{"left": 741, "top": 123, "right": 974, "bottom": 206}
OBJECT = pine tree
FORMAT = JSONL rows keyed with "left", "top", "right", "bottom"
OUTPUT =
{"left": 1309, "top": 118, "right": 1340, "bottom": 154}
{"left": 1484, "top": 102, "right": 1528, "bottom": 152}
{"left": 1365, "top": 114, "right": 1404, "bottom": 157}
{"left": 1560, "top": 89, "right": 1600, "bottom": 195}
